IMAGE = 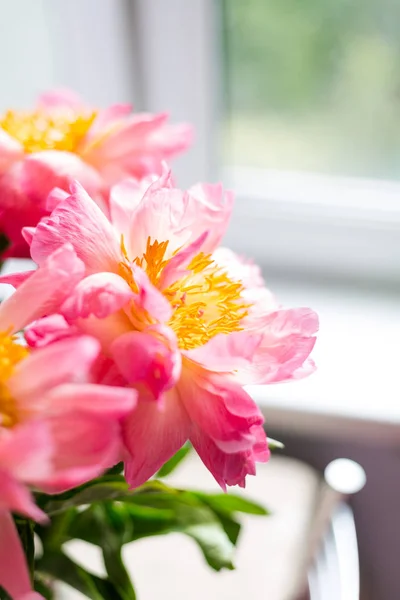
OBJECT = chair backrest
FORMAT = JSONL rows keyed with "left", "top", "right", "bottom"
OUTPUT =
{"left": 304, "top": 459, "right": 366, "bottom": 600}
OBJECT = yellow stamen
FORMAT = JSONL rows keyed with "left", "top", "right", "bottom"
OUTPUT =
{"left": 0, "top": 333, "right": 29, "bottom": 428}
{"left": 165, "top": 252, "right": 249, "bottom": 350}
{"left": 118, "top": 236, "right": 250, "bottom": 350}
{"left": 0, "top": 108, "right": 97, "bottom": 153}
{"left": 134, "top": 237, "right": 171, "bottom": 287}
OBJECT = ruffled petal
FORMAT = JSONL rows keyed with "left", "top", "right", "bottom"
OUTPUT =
{"left": 123, "top": 388, "right": 190, "bottom": 489}
{"left": 108, "top": 177, "right": 155, "bottom": 244}
{"left": 0, "top": 244, "right": 85, "bottom": 332}
{"left": 61, "top": 272, "right": 134, "bottom": 320}
{"left": 186, "top": 183, "right": 234, "bottom": 253}
{"left": 243, "top": 307, "right": 319, "bottom": 384}
{"left": 190, "top": 423, "right": 269, "bottom": 490}
{"left": 30, "top": 180, "right": 120, "bottom": 272}
{"left": 179, "top": 366, "right": 264, "bottom": 453}
{"left": 186, "top": 331, "right": 263, "bottom": 374}
{"left": 24, "top": 314, "right": 76, "bottom": 348}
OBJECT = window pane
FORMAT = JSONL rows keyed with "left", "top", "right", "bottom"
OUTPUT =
{"left": 221, "top": 0, "right": 400, "bottom": 179}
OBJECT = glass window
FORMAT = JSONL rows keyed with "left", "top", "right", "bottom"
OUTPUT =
{"left": 221, "top": 0, "right": 400, "bottom": 180}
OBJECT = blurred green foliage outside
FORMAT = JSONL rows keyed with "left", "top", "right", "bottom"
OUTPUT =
{"left": 221, "top": 0, "right": 400, "bottom": 178}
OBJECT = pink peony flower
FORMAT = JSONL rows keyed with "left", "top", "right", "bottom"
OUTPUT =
{"left": 25, "top": 169, "right": 318, "bottom": 489}
{"left": 0, "top": 242, "right": 136, "bottom": 598}
{"left": 0, "top": 89, "right": 192, "bottom": 257}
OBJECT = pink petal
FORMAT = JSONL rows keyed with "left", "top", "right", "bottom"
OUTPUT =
{"left": 34, "top": 412, "right": 122, "bottom": 493}
{"left": 108, "top": 177, "right": 154, "bottom": 245}
{"left": 0, "top": 471, "right": 46, "bottom": 523}
{"left": 190, "top": 423, "right": 269, "bottom": 490}
{"left": 179, "top": 367, "right": 264, "bottom": 453}
{"left": 30, "top": 180, "right": 120, "bottom": 272}
{"left": 86, "top": 104, "right": 133, "bottom": 138}
{"left": 0, "top": 421, "right": 53, "bottom": 488}
{"left": 21, "top": 226, "right": 35, "bottom": 245}
{"left": 158, "top": 231, "right": 209, "bottom": 289}
{"left": 123, "top": 388, "right": 190, "bottom": 489}
{"left": 126, "top": 172, "right": 194, "bottom": 258}
{"left": 0, "top": 151, "right": 103, "bottom": 256}
{"left": 212, "top": 247, "right": 267, "bottom": 291}
{"left": 84, "top": 113, "right": 169, "bottom": 166}
{"left": 43, "top": 382, "right": 137, "bottom": 419}
{"left": 111, "top": 326, "right": 181, "bottom": 399}
{"left": 186, "top": 183, "right": 234, "bottom": 253}
{"left": 244, "top": 307, "right": 319, "bottom": 384}
{"left": 186, "top": 331, "right": 263, "bottom": 373}
{"left": 0, "top": 244, "right": 85, "bottom": 332}
{"left": 130, "top": 265, "right": 172, "bottom": 324}
{"left": 0, "top": 269, "right": 34, "bottom": 288}
{"left": 126, "top": 174, "right": 233, "bottom": 259}
{"left": 0, "top": 129, "right": 23, "bottom": 174}
{"left": 45, "top": 186, "right": 69, "bottom": 211}
{"left": 24, "top": 314, "right": 75, "bottom": 348}
{"left": 70, "top": 310, "right": 132, "bottom": 351}
{"left": 0, "top": 511, "right": 44, "bottom": 600}
{"left": 37, "top": 88, "right": 84, "bottom": 109}
{"left": 61, "top": 272, "right": 134, "bottom": 320}
{"left": 9, "top": 336, "right": 100, "bottom": 404}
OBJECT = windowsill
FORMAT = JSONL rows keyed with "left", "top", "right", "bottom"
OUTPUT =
{"left": 247, "top": 278, "right": 400, "bottom": 445}
{"left": 222, "top": 167, "right": 400, "bottom": 285}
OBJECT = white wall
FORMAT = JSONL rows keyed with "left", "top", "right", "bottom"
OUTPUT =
{"left": 0, "top": 0, "right": 137, "bottom": 111}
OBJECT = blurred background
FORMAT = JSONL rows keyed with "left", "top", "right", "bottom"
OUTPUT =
{"left": 1, "top": 1, "right": 399, "bottom": 599}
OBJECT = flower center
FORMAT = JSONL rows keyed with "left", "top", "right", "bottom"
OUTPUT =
{"left": 0, "top": 108, "right": 97, "bottom": 153}
{"left": 121, "top": 237, "right": 250, "bottom": 350}
{"left": 0, "top": 333, "right": 29, "bottom": 428}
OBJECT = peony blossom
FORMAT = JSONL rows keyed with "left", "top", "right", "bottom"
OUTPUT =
{"left": 0, "top": 89, "right": 192, "bottom": 257}
{"left": 0, "top": 242, "right": 136, "bottom": 599}
{"left": 24, "top": 169, "right": 318, "bottom": 490}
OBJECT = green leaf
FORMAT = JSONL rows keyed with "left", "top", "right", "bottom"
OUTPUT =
{"left": 38, "top": 475, "right": 130, "bottom": 514}
{"left": 209, "top": 511, "right": 241, "bottom": 545}
{"left": 194, "top": 492, "right": 270, "bottom": 516}
{"left": 36, "top": 550, "right": 129, "bottom": 600}
{"left": 34, "top": 574, "right": 55, "bottom": 600}
{"left": 101, "top": 505, "right": 136, "bottom": 600}
{"left": 184, "top": 520, "right": 235, "bottom": 571}
{"left": 129, "top": 490, "right": 237, "bottom": 570}
{"left": 268, "top": 437, "right": 285, "bottom": 450}
{"left": 0, "top": 586, "right": 12, "bottom": 600}
{"left": 105, "top": 462, "right": 125, "bottom": 476}
{"left": 14, "top": 517, "right": 35, "bottom": 578}
{"left": 67, "top": 486, "right": 238, "bottom": 572}
{"left": 156, "top": 443, "right": 191, "bottom": 477}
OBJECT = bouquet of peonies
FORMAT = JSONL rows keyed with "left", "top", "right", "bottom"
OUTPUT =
{"left": 0, "top": 91, "right": 318, "bottom": 599}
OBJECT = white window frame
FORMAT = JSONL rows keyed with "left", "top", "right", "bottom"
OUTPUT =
{"left": 131, "top": 0, "right": 400, "bottom": 286}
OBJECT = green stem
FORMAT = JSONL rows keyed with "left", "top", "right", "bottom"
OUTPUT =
{"left": 14, "top": 517, "right": 35, "bottom": 580}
